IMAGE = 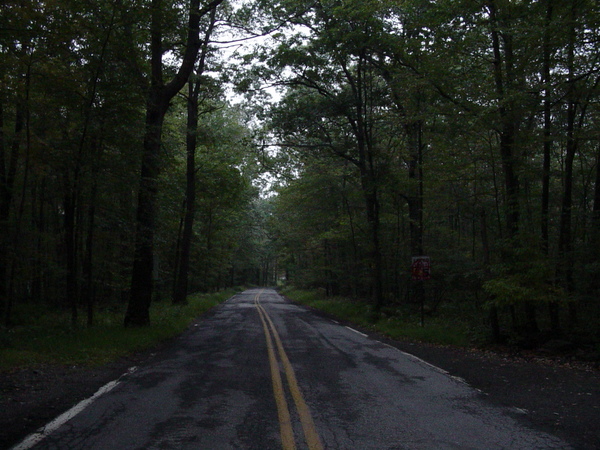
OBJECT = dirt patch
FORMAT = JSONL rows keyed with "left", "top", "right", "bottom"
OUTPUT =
{"left": 1, "top": 326, "right": 599, "bottom": 449}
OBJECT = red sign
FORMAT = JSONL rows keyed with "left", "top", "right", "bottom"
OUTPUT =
{"left": 411, "top": 256, "right": 431, "bottom": 281}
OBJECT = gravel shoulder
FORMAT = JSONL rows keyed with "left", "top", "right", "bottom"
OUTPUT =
{"left": 384, "top": 340, "right": 600, "bottom": 449}
{"left": 1, "top": 314, "right": 599, "bottom": 449}
{"left": 302, "top": 303, "right": 600, "bottom": 450}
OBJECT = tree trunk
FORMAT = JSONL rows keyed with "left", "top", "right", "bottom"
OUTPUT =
{"left": 591, "top": 146, "right": 600, "bottom": 293}
{"left": 0, "top": 104, "right": 22, "bottom": 220}
{"left": 1, "top": 59, "right": 29, "bottom": 325}
{"left": 342, "top": 177, "right": 359, "bottom": 297}
{"left": 488, "top": 0, "right": 520, "bottom": 236}
{"left": 126, "top": 90, "right": 165, "bottom": 326}
{"left": 481, "top": 209, "right": 501, "bottom": 342}
{"left": 354, "top": 132, "right": 384, "bottom": 310}
{"left": 378, "top": 61, "right": 426, "bottom": 311}
{"left": 541, "top": 0, "right": 561, "bottom": 333}
{"left": 173, "top": 9, "right": 217, "bottom": 305}
{"left": 557, "top": 3, "right": 578, "bottom": 327}
{"left": 64, "top": 187, "right": 79, "bottom": 327}
{"left": 171, "top": 199, "right": 185, "bottom": 299}
{"left": 407, "top": 121, "right": 424, "bottom": 257}
{"left": 541, "top": 0, "right": 553, "bottom": 256}
{"left": 347, "top": 56, "right": 384, "bottom": 310}
{"left": 558, "top": 118, "right": 577, "bottom": 325}
{"left": 0, "top": 100, "right": 7, "bottom": 322}
{"left": 362, "top": 173, "right": 384, "bottom": 310}
{"left": 83, "top": 142, "right": 100, "bottom": 327}
{"left": 593, "top": 145, "right": 600, "bottom": 233}
{"left": 406, "top": 120, "right": 425, "bottom": 312}
{"left": 173, "top": 82, "right": 198, "bottom": 305}
{"left": 125, "top": 0, "right": 223, "bottom": 326}
{"left": 489, "top": 0, "right": 538, "bottom": 333}
{"left": 0, "top": 101, "right": 5, "bottom": 321}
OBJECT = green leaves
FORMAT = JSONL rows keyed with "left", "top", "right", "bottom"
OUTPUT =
{"left": 483, "top": 237, "right": 566, "bottom": 308}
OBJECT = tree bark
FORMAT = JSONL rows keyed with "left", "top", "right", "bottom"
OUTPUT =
{"left": 406, "top": 121, "right": 424, "bottom": 258}
{"left": 591, "top": 145, "right": 600, "bottom": 289}
{"left": 1, "top": 60, "right": 28, "bottom": 325}
{"left": 354, "top": 111, "right": 384, "bottom": 310}
{"left": 488, "top": 0, "right": 539, "bottom": 333}
{"left": 126, "top": 87, "right": 166, "bottom": 326}
{"left": 0, "top": 100, "right": 6, "bottom": 323}
{"left": 64, "top": 186, "right": 79, "bottom": 327}
{"left": 340, "top": 54, "right": 384, "bottom": 310}
{"left": 83, "top": 138, "right": 101, "bottom": 327}
{"left": 557, "top": 2, "right": 578, "bottom": 327}
{"left": 541, "top": 0, "right": 560, "bottom": 333}
{"left": 361, "top": 169, "right": 384, "bottom": 310}
{"left": 481, "top": 209, "right": 501, "bottom": 342}
{"left": 173, "top": 8, "right": 217, "bottom": 305}
{"left": 172, "top": 83, "right": 199, "bottom": 305}
{"left": 125, "top": 0, "right": 223, "bottom": 326}
{"left": 541, "top": 0, "right": 553, "bottom": 256}
{"left": 0, "top": 101, "right": 7, "bottom": 322}
{"left": 406, "top": 120, "right": 425, "bottom": 312}
{"left": 489, "top": 2, "right": 520, "bottom": 238}
{"left": 593, "top": 145, "right": 600, "bottom": 230}
{"left": 377, "top": 60, "right": 425, "bottom": 310}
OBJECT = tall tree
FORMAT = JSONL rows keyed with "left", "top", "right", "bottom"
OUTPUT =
{"left": 172, "top": 8, "right": 218, "bottom": 305}
{"left": 262, "top": 0, "right": 396, "bottom": 309}
{"left": 125, "top": 0, "right": 224, "bottom": 326}
{"left": 484, "top": 0, "right": 543, "bottom": 333}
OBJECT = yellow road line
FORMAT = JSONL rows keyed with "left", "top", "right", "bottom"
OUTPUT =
{"left": 255, "top": 290, "right": 324, "bottom": 450}
{"left": 256, "top": 296, "right": 296, "bottom": 450}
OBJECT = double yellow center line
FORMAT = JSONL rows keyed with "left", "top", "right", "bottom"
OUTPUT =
{"left": 254, "top": 290, "right": 323, "bottom": 450}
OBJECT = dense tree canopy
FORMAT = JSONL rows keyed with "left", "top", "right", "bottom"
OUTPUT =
{"left": 1, "top": 0, "right": 599, "bottom": 345}
{"left": 0, "top": 0, "right": 266, "bottom": 327}
{"left": 241, "top": 0, "right": 600, "bottom": 342}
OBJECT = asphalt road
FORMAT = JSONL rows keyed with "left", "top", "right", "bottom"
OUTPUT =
{"left": 14, "top": 288, "right": 570, "bottom": 449}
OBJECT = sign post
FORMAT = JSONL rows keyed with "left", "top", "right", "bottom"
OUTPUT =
{"left": 411, "top": 256, "right": 431, "bottom": 326}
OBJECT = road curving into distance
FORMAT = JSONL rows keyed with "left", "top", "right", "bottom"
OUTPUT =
{"left": 14, "top": 288, "right": 571, "bottom": 449}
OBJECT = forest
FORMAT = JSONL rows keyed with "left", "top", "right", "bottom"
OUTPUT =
{"left": 1, "top": 0, "right": 599, "bottom": 350}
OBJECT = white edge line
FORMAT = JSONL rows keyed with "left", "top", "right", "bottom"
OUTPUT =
{"left": 333, "top": 321, "right": 451, "bottom": 379}
{"left": 450, "top": 375, "right": 466, "bottom": 384}
{"left": 317, "top": 309, "right": 462, "bottom": 388}
{"left": 381, "top": 342, "right": 450, "bottom": 376}
{"left": 344, "top": 326, "right": 368, "bottom": 337}
{"left": 11, "top": 366, "right": 138, "bottom": 450}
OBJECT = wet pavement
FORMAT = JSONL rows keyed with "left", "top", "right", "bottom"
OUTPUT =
{"left": 16, "top": 288, "right": 571, "bottom": 449}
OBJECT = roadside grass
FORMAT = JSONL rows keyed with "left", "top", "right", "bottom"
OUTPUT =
{"left": 283, "top": 288, "right": 471, "bottom": 347}
{"left": 0, "top": 289, "right": 238, "bottom": 371}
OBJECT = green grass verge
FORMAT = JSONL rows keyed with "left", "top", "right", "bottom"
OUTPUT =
{"left": 0, "top": 289, "right": 238, "bottom": 371}
{"left": 283, "top": 288, "right": 471, "bottom": 347}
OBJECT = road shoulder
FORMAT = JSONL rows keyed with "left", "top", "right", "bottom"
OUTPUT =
{"left": 297, "top": 302, "right": 600, "bottom": 450}
{"left": 2, "top": 307, "right": 599, "bottom": 449}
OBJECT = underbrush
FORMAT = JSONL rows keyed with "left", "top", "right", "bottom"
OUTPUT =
{"left": 282, "top": 287, "right": 471, "bottom": 347}
{"left": 0, "top": 289, "right": 237, "bottom": 370}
